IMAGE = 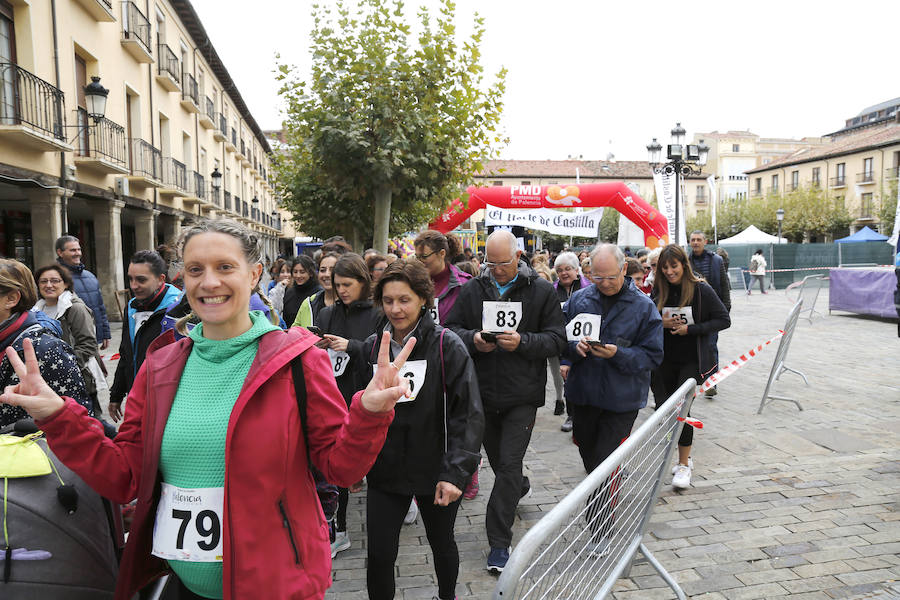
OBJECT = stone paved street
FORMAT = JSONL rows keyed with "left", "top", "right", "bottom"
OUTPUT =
{"left": 101, "top": 286, "right": 899, "bottom": 599}
{"left": 321, "top": 287, "right": 900, "bottom": 599}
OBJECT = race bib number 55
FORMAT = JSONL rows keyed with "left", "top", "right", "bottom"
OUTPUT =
{"left": 152, "top": 483, "right": 224, "bottom": 562}
{"left": 482, "top": 301, "right": 523, "bottom": 332}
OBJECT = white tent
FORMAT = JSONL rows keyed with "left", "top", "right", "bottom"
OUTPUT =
{"left": 718, "top": 225, "right": 787, "bottom": 245}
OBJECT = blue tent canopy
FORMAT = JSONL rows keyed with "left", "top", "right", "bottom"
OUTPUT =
{"left": 836, "top": 226, "right": 889, "bottom": 243}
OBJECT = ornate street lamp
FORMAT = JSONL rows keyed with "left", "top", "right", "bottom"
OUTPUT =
{"left": 84, "top": 77, "right": 109, "bottom": 123}
{"left": 776, "top": 208, "right": 785, "bottom": 243}
{"left": 647, "top": 122, "right": 707, "bottom": 245}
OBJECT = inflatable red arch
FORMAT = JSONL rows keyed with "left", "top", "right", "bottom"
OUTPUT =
{"left": 430, "top": 182, "right": 670, "bottom": 249}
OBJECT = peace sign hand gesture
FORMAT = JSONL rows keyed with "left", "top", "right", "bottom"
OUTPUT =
{"left": 1, "top": 338, "right": 66, "bottom": 421}
{"left": 359, "top": 331, "right": 417, "bottom": 414}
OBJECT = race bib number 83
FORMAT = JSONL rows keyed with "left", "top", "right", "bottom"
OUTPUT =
{"left": 152, "top": 483, "right": 224, "bottom": 562}
{"left": 482, "top": 301, "right": 523, "bottom": 332}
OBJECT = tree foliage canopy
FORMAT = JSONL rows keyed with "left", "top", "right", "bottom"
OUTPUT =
{"left": 274, "top": 0, "right": 507, "bottom": 248}
{"left": 687, "top": 186, "right": 854, "bottom": 242}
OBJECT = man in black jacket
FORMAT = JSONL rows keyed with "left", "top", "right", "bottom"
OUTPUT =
{"left": 445, "top": 230, "right": 566, "bottom": 573}
{"left": 108, "top": 251, "right": 182, "bottom": 420}
{"left": 689, "top": 231, "right": 730, "bottom": 397}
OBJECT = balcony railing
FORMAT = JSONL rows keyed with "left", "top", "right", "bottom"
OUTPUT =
{"left": 856, "top": 171, "right": 875, "bottom": 184}
{"left": 860, "top": 205, "right": 874, "bottom": 219}
{"left": 75, "top": 108, "right": 127, "bottom": 168}
{"left": 695, "top": 194, "right": 708, "bottom": 204}
{"left": 231, "top": 128, "right": 237, "bottom": 147}
{"left": 0, "top": 63, "right": 66, "bottom": 141}
{"left": 129, "top": 138, "right": 161, "bottom": 180}
{"left": 886, "top": 166, "right": 899, "bottom": 180}
{"left": 830, "top": 176, "right": 846, "bottom": 187}
{"left": 217, "top": 113, "right": 226, "bottom": 134}
{"left": 223, "top": 190, "right": 232, "bottom": 211}
{"left": 766, "top": 186, "right": 780, "bottom": 196}
{"left": 182, "top": 71, "right": 198, "bottom": 105}
{"left": 191, "top": 170, "right": 206, "bottom": 199}
{"left": 204, "top": 96, "right": 215, "bottom": 120}
{"left": 162, "top": 156, "right": 187, "bottom": 191}
{"left": 157, "top": 42, "right": 181, "bottom": 85}
{"left": 240, "top": 139, "right": 246, "bottom": 157}
{"left": 810, "top": 178, "right": 821, "bottom": 188}
{"left": 122, "top": 2, "right": 151, "bottom": 52}
{"left": 788, "top": 182, "right": 799, "bottom": 192}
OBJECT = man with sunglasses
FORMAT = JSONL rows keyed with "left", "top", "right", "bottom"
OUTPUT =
{"left": 444, "top": 229, "right": 566, "bottom": 574}
{"left": 562, "top": 244, "right": 663, "bottom": 485}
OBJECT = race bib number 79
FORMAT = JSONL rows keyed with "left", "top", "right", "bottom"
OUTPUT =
{"left": 482, "top": 301, "right": 523, "bottom": 332}
{"left": 152, "top": 483, "right": 224, "bottom": 562}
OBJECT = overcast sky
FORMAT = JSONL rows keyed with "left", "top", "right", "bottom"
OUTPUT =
{"left": 192, "top": 0, "right": 900, "bottom": 162}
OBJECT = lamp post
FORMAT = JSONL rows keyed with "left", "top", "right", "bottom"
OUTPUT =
{"left": 83, "top": 77, "right": 109, "bottom": 123}
{"left": 647, "top": 122, "right": 708, "bottom": 246}
{"left": 210, "top": 167, "right": 222, "bottom": 206}
{"left": 776, "top": 208, "right": 784, "bottom": 243}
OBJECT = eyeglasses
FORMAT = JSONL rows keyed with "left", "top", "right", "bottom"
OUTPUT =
{"left": 415, "top": 250, "right": 436, "bottom": 261}
{"left": 38, "top": 278, "right": 63, "bottom": 285}
{"left": 484, "top": 257, "right": 516, "bottom": 269}
{"left": 590, "top": 274, "right": 620, "bottom": 282}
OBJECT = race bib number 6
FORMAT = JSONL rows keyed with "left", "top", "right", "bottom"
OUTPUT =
{"left": 373, "top": 359, "right": 428, "bottom": 403}
{"left": 482, "top": 301, "right": 523, "bottom": 332}
{"left": 566, "top": 313, "right": 602, "bottom": 342}
{"left": 662, "top": 306, "right": 695, "bottom": 326}
{"left": 152, "top": 483, "right": 224, "bottom": 562}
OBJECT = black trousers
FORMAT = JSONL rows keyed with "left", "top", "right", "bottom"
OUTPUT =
{"left": 651, "top": 360, "right": 699, "bottom": 447}
{"left": 482, "top": 404, "right": 537, "bottom": 549}
{"left": 366, "top": 487, "right": 461, "bottom": 600}
{"left": 570, "top": 404, "right": 637, "bottom": 539}
{"left": 336, "top": 486, "right": 349, "bottom": 532}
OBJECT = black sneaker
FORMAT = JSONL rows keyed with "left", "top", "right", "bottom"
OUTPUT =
{"left": 553, "top": 400, "right": 565, "bottom": 415}
{"left": 520, "top": 476, "right": 532, "bottom": 500}
{"left": 561, "top": 416, "right": 573, "bottom": 432}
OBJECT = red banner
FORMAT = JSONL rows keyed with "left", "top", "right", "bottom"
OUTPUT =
{"left": 430, "top": 183, "right": 670, "bottom": 248}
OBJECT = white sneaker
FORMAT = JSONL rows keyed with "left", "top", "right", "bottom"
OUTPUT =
{"left": 403, "top": 499, "right": 418, "bottom": 525}
{"left": 671, "top": 456, "right": 693, "bottom": 475}
{"left": 331, "top": 530, "right": 350, "bottom": 557}
{"left": 589, "top": 536, "right": 611, "bottom": 558}
{"left": 672, "top": 464, "right": 692, "bottom": 489}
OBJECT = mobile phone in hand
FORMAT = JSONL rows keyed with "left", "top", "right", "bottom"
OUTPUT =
{"left": 307, "top": 326, "right": 323, "bottom": 336}
{"left": 587, "top": 339, "right": 605, "bottom": 348}
{"left": 480, "top": 331, "right": 498, "bottom": 343}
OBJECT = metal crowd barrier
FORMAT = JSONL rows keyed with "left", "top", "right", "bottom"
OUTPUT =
{"left": 758, "top": 300, "right": 808, "bottom": 414}
{"left": 493, "top": 378, "right": 697, "bottom": 600}
{"left": 786, "top": 275, "right": 825, "bottom": 323}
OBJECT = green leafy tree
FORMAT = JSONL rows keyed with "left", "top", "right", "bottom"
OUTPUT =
{"left": 274, "top": 0, "right": 507, "bottom": 251}
{"left": 879, "top": 181, "right": 898, "bottom": 234}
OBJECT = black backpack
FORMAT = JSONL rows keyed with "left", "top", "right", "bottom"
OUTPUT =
{"left": 289, "top": 355, "right": 340, "bottom": 522}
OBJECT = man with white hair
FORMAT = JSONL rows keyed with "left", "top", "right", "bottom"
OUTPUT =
{"left": 562, "top": 244, "right": 663, "bottom": 478}
{"left": 445, "top": 229, "right": 566, "bottom": 573}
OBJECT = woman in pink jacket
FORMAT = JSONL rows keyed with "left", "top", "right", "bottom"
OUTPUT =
{"left": 0, "top": 219, "right": 415, "bottom": 600}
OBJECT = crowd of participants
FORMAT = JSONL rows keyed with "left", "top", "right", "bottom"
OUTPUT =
{"left": 0, "top": 221, "right": 732, "bottom": 599}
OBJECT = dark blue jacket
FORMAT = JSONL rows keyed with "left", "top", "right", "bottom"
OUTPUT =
{"left": 57, "top": 259, "right": 111, "bottom": 341}
{"left": 562, "top": 278, "right": 664, "bottom": 413}
{"left": 689, "top": 250, "right": 731, "bottom": 312}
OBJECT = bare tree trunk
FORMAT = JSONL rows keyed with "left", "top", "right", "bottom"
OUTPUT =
{"left": 373, "top": 184, "right": 392, "bottom": 253}
{"left": 349, "top": 227, "right": 362, "bottom": 253}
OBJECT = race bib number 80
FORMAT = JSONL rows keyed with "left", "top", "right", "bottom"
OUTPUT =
{"left": 152, "top": 483, "right": 224, "bottom": 562}
{"left": 566, "top": 313, "right": 602, "bottom": 342}
{"left": 482, "top": 301, "right": 523, "bottom": 332}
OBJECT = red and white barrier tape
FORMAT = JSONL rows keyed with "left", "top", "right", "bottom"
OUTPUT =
{"left": 744, "top": 265, "right": 891, "bottom": 273}
{"left": 697, "top": 329, "right": 785, "bottom": 394}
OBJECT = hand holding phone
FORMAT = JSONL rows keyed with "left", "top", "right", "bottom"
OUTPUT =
{"left": 480, "top": 331, "right": 498, "bottom": 343}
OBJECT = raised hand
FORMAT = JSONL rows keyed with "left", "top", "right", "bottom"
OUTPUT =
{"left": 0, "top": 338, "right": 66, "bottom": 420}
{"left": 359, "top": 331, "right": 416, "bottom": 414}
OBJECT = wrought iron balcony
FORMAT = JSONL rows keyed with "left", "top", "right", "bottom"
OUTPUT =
{"left": 156, "top": 42, "right": 181, "bottom": 91}
{"left": 199, "top": 96, "right": 215, "bottom": 129}
{"left": 214, "top": 112, "right": 227, "bottom": 142}
{"left": 856, "top": 171, "right": 875, "bottom": 184}
{"left": 161, "top": 156, "right": 188, "bottom": 194}
{"left": 128, "top": 138, "right": 162, "bottom": 183}
{"left": 121, "top": 2, "right": 152, "bottom": 62}
{"left": 830, "top": 176, "right": 846, "bottom": 188}
{"left": 231, "top": 128, "right": 237, "bottom": 147}
{"left": 75, "top": 0, "right": 114, "bottom": 22}
{"left": 190, "top": 170, "right": 206, "bottom": 200}
{"left": 0, "top": 63, "right": 69, "bottom": 151}
{"left": 886, "top": 166, "right": 900, "bottom": 180}
{"left": 766, "top": 186, "right": 780, "bottom": 196}
{"left": 181, "top": 71, "right": 199, "bottom": 112}
{"left": 74, "top": 108, "right": 128, "bottom": 173}
{"left": 223, "top": 190, "right": 232, "bottom": 211}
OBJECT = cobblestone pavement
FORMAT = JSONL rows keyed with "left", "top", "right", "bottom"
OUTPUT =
{"left": 105, "top": 287, "right": 900, "bottom": 599}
